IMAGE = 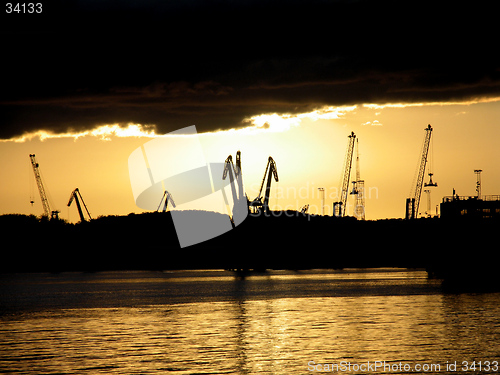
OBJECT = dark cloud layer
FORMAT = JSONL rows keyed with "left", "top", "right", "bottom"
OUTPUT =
{"left": 1, "top": 0, "right": 498, "bottom": 139}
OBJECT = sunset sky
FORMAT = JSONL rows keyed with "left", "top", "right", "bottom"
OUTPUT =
{"left": 1, "top": 0, "right": 499, "bottom": 221}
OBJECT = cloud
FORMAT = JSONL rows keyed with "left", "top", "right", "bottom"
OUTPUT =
{"left": 1, "top": 104, "right": 361, "bottom": 142}
{"left": 361, "top": 120, "right": 383, "bottom": 126}
{"left": 1, "top": 0, "right": 498, "bottom": 140}
{"left": 362, "top": 97, "right": 500, "bottom": 110}
{"left": 1, "top": 124, "right": 159, "bottom": 143}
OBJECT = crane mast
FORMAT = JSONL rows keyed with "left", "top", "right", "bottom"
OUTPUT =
{"left": 406, "top": 124, "right": 436, "bottom": 219}
{"left": 334, "top": 132, "right": 356, "bottom": 217}
{"left": 67, "top": 188, "right": 92, "bottom": 222}
{"left": 29, "top": 154, "right": 59, "bottom": 219}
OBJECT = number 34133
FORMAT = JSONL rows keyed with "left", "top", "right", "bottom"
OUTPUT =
{"left": 6, "top": 3, "right": 42, "bottom": 13}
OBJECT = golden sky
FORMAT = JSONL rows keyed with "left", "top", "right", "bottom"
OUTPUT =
{"left": 2, "top": 0, "right": 498, "bottom": 226}
{"left": 2, "top": 98, "right": 499, "bottom": 221}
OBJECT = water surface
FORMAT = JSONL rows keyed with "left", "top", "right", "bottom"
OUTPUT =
{"left": 1, "top": 269, "right": 499, "bottom": 374}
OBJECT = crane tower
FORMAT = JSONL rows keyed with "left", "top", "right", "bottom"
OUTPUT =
{"left": 29, "top": 154, "right": 59, "bottom": 220}
{"left": 405, "top": 125, "right": 437, "bottom": 219}
{"left": 334, "top": 132, "right": 356, "bottom": 217}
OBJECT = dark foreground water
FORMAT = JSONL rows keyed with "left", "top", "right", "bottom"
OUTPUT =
{"left": 1, "top": 269, "right": 499, "bottom": 374}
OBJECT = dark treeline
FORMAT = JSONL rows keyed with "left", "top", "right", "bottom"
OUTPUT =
{"left": 1, "top": 212, "right": 498, "bottom": 284}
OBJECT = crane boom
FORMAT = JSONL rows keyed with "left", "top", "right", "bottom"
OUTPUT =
{"left": 334, "top": 132, "right": 356, "bottom": 217}
{"left": 406, "top": 124, "right": 434, "bottom": 219}
{"left": 67, "top": 188, "right": 92, "bottom": 222}
{"left": 29, "top": 154, "right": 59, "bottom": 219}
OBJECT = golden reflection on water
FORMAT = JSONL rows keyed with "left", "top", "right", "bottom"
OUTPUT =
{"left": 1, "top": 271, "right": 500, "bottom": 375}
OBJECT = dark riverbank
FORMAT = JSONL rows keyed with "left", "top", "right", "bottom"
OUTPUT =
{"left": 1, "top": 212, "right": 498, "bottom": 283}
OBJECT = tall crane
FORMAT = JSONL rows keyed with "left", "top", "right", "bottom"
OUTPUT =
{"left": 250, "top": 156, "right": 278, "bottom": 214}
{"left": 350, "top": 138, "right": 365, "bottom": 220}
{"left": 334, "top": 131, "right": 356, "bottom": 217}
{"left": 406, "top": 124, "right": 436, "bottom": 219}
{"left": 29, "top": 154, "right": 59, "bottom": 220}
{"left": 67, "top": 188, "right": 92, "bottom": 222}
{"left": 222, "top": 150, "right": 248, "bottom": 226}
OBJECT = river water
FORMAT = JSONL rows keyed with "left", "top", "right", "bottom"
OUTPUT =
{"left": 1, "top": 269, "right": 499, "bottom": 374}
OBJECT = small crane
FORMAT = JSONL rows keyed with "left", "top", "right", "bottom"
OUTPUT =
{"left": 67, "top": 188, "right": 92, "bottom": 222}
{"left": 406, "top": 124, "right": 437, "bottom": 219}
{"left": 334, "top": 132, "right": 356, "bottom": 217}
{"left": 250, "top": 156, "right": 278, "bottom": 214}
{"left": 157, "top": 190, "right": 176, "bottom": 212}
{"left": 29, "top": 154, "right": 59, "bottom": 220}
